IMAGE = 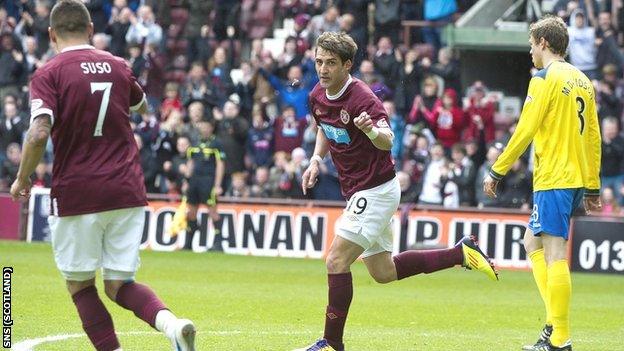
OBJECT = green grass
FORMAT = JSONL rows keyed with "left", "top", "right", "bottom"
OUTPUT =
{"left": 2, "top": 240, "right": 623, "bottom": 351}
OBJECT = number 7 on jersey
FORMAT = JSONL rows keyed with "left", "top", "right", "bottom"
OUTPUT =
{"left": 90, "top": 82, "right": 113, "bottom": 137}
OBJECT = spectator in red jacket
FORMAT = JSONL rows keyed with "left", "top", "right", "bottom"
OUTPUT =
{"left": 433, "top": 88, "right": 465, "bottom": 151}
{"left": 463, "top": 81, "right": 496, "bottom": 143}
{"left": 408, "top": 75, "right": 440, "bottom": 129}
{"left": 160, "top": 82, "right": 182, "bottom": 121}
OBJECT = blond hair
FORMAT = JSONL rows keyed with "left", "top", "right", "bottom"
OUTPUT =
{"left": 529, "top": 15, "right": 569, "bottom": 56}
{"left": 315, "top": 32, "right": 358, "bottom": 64}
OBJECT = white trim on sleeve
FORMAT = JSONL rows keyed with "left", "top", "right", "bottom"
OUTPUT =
{"left": 31, "top": 108, "right": 54, "bottom": 126}
{"left": 130, "top": 93, "right": 146, "bottom": 112}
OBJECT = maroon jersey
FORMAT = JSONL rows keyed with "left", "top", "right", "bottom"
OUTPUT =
{"left": 309, "top": 77, "right": 395, "bottom": 199}
{"left": 29, "top": 45, "right": 147, "bottom": 216}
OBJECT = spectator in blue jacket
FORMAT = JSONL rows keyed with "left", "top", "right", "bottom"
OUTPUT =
{"left": 259, "top": 58, "right": 318, "bottom": 120}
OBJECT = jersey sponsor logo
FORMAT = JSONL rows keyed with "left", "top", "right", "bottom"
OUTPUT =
{"left": 320, "top": 123, "right": 351, "bottom": 144}
{"left": 80, "top": 62, "right": 112, "bottom": 74}
{"left": 30, "top": 98, "right": 43, "bottom": 112}
{"left": 376, "top": 119, "right": 389, "bottom": 129}
{"left": 524, "top": 95, "right": 532, "bottom": 105}
{"left": 340, "top": 108, "right": 350, "bottom": 124}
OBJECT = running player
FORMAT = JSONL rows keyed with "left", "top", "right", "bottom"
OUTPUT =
{"left": 295, "top": 31, "right": 498, "bottom": 351}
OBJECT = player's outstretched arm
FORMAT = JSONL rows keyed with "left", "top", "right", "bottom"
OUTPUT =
{"left": 10, "top": 115, "right": 52, "bottom": 201}
{"left": 353, "top": 112, "right": 393, "bottom": 151}
{"left": 302, "top": 128, "right": 329, "bottom": 195}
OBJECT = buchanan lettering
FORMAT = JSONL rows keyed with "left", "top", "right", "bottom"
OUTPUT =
{"left": 142, "top": 208, "right": 327, "bottom": 258}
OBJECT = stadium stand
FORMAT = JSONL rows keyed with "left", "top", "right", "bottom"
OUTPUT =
{"left": 0, "top": 0, "right": 623, "bottom": 216}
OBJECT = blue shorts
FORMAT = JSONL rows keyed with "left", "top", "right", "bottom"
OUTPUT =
{"left": 528, "top": 188, "right": 584, "bottom": 240}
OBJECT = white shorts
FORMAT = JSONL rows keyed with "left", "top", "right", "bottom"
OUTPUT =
{"left": 335, "top": 176, "right": 400, "bottom": 258}
{"left": 49, "top": 207, "right": 145, "bottom": 281}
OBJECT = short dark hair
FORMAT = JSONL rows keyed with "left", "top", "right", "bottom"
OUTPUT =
{"left": 529, "top": 15, "right": 568, "bottom": 56}
{"left": 50, "top": 0, "right": 91, "bottom": 37}
{"left": 316, "top": 32, "right": 358, "bottom": 64}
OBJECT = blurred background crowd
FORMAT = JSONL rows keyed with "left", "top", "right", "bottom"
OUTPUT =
{"left": 0, "top": 0, "right": 623, "bottom": 216}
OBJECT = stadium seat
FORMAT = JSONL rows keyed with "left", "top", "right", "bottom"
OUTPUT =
{"left": 244, "top": 0, "right": 276, "bottom": 39}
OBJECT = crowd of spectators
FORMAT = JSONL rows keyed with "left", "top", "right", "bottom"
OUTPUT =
{"left": 0, "top": 0, "right": 623, "bottom": 216}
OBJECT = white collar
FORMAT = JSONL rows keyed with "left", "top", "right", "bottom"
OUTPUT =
{"left": 61, "top": 44, "right": 96, "bottom": 53}
{"left": 326, "top": 75, "right": 353, "bottom": 100}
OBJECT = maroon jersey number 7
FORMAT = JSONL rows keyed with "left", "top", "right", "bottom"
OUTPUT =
{"left": 29, "top": 46, "right": 147, "bottom": 217}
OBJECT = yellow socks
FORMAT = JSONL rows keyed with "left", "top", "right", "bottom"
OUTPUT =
{"left": 547, "top": 260, "right": 572, "bottom": 346}
{"left": 528, "top": 249, "right": 551, "bottom": 325}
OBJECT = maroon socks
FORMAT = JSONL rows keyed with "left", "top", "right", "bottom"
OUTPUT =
{"left": 324, "top": 272, "right": 352, "bottom": 351}
{"left": 71, "top": 286, "right": 120, "bottom": 351}
{"left": 393, "top": 246, "right": 464, "bottom": 280}
{"left": 321, "top": 247, "right": 463, "bottom": 350}
{"left": 115, "top": 282, "right": 167, "bottom": 328}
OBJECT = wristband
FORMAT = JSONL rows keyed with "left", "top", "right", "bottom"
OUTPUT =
{"left": 365, "top": 127, "right": 379, "bottom": 140}
{"left": 311, "top": 154, "right": 323, "bottom": 164}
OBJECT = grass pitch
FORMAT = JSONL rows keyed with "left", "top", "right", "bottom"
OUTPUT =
{"left": 2, "top": 240, "right": 623, "bottom": 350}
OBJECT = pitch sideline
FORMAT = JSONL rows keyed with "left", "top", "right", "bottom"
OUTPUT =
{"left": 11, "top": 330, "right": 313, "bottom": 350}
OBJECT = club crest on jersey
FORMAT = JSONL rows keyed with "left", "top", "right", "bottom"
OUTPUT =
{"left": 340, "top": 109, "right": 350, "bottom": 124}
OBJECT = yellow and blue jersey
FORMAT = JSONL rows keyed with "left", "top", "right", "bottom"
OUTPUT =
{"left": 490, "top": 60, "right": 601, "bottom": 195}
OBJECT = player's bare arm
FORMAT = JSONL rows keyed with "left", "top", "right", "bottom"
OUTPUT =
{"left": 302, "top": 128, "right": 330, "bottom": 195}
{"left": 353, "top": 112, "right": 393, "bottom": 151}
{"left": 186, "top": 158, "right": 194, "bottom": 178}
{"left": 215, "top": 154, "right": 225, "bottom": 196}
{"left": 10, "top": 115, "right": 52, "bottom": 201}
